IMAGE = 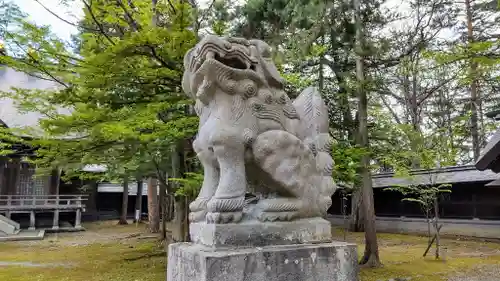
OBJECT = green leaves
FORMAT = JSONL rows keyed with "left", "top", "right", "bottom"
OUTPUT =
{"left": 385, "top": 183, "right": 452, "bottom": 215}
{"left": 0, "top": 0, "right": 199, "bottom": 183}
{"left": 331, "top": 141, "right": 366, "bottom": 187}
{"left": 171, "top": 172, "right": 203, "bottom": 198}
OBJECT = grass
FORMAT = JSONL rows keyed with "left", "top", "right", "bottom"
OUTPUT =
{"left": 0, "top": 221, "right": 165, "bottom": 281}
{"left": 331, "top": 228, "right": 500, "bottom": 281}
{"left": 0, "top": 222, "right": 499, "bottom": 281}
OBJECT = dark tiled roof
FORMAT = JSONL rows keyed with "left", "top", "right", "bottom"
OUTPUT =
{"left": 476, "top": 128, "right": 500, "bottom": 173}
{"left": 372, "top": 165, "right": 498, "bottom": 188}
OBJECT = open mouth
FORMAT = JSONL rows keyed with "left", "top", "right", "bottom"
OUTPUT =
{"left": 214, "top": 53, "right": 251, "bottom": 70}
{"left": 197, "top": 49, "right": 257, "bottom": 72}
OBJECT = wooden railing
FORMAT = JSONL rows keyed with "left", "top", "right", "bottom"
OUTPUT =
{"left": 0, "top": 195, "right": 87, "bottom": 211}
{"left": 0, "top": 195, "right": 88, "bottom": 230}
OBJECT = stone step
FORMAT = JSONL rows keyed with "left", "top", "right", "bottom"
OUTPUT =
{"left": 0, "top": 215, "right": 20, "bottom": 235}
{"left": 0, "top": 229, "right": 45, "bottom": 242}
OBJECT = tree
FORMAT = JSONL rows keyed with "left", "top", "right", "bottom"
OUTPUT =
{"left": 425, "top": 0, "right": 500, "bottom": 162}
{"left": 147, "top": 177, "right": 160, "bottom": 233}
{"left": 119, "top": 175, "right": 129, "bottom": 225}
{"left": 354, "top": 0, "right": 381, "bottom": 268}
{"left": 0, "top": 0, "right": 199, "bottom": 240}
{"left": 382, "top": 118, "right": 459, "bottom": 259}
{"left": 170, "top": 171, "right": 203, "bottom": 242}
{"left": 386, "top": 181, "right": 451, "bottom": 259}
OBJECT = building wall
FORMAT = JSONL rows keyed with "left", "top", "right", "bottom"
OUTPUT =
{"left": 328, "top": 180, "right": 500, "bottom": 238}
{"left": 329, "top": 215, "right": 500, "bottom": 240}
{"left": 0, "top": 68, "right": 59, "bottom": 129}
{"left": 329, "top": 181, "right": 500, "bottom": 220}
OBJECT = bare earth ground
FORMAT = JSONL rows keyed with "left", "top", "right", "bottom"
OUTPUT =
{"left": 1, "top": 221, "right": 500, "bottom": 281}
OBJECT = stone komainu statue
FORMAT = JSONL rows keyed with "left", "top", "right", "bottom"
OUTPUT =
{"left": 182, "top": 36, "right": 336, "bottom": 224}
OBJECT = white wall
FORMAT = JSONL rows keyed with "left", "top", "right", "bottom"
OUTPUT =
{"left": 97, "top": 182, "right": 152, "bottom": 196}
{"left": 329, "top": 215, "right": 500, "bottom": 240}
{"left": 0, "top": 67, "right": 71, "bottom": 131}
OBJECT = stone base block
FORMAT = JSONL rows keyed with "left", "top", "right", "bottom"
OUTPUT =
{"left": 190, "top": 217, "right": 332, "bottom": 247}
{"left": 166, "top": 241, "right": 358, "bottom": 281}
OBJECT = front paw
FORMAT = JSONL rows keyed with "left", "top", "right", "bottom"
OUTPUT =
{"left": 256, "top": 211, "right": 298, "bottom": 222}
{"left": 207, "top": 197, "right": 245, "bottom": 213}
{"left": 206, "top": 211, "right": 243, "bottom": 223}
{"left": 189, "top": 210, "right": 207, "bottom": 222}
{"left": 190, "top": 198, "right": 210, "bottom": 212}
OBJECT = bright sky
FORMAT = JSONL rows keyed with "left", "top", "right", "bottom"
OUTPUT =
{"left": 17, "top": 0, "right": 83, "bottom": 42}
{"left": 18, "top": 0, "right": 461, "bottom": 44}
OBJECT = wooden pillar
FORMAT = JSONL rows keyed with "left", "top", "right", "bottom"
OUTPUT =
{"left": 74, "top": 195, "right": 82, "bottom": 229}
{"left": 75, "top": 209, "right": 82, "bottom": 229}
{"left": 8, "top": 158, "right": 21, "bottom": 195}
{"left": 52, "top": 209, "right": 59, "bottom": 230}
{"left": 85, "top": 181, "right": 98, "bottom": 219}
{"left": 49, "top": 169, "right": 57, "bottom": 195}
{"left": 472, "top": 193, "right": 478, "bottom": 219}
{"left": 29, "top": 211, "right": 36, "bottom": 230}
{"left": 0, "top": 158, "right": 6, "bottom": 196}
{"left": 52, "top": 194, "right": 60, "bottom": 230}
{"left": 134, "top": 179, "right": 143, "bottom": 223}
{"left": 49, "top": 169, "right": 61, "bottom": 195}
{"left": 5, "top": 195, "right": 11, "bottom": 219}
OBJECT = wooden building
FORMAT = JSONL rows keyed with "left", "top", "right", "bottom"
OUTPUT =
{"left": 475, "top": 109, "right": 500, "bottom": 174}
{"left": 0, "top": 68, "right": 86, "bottom": 233}
{"left": 330, "top": 165, "right": 500, "bottom": 218}
{"left": 328, "top": 165, "right": 500, "bottom": 238}
{"left": 0, "top": 135, "right": 87, "bottom": 231}
{"left": 328, "top": 104, "right": 500, "bottom": 239}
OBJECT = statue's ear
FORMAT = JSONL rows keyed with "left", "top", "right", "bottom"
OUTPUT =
{"left": 249, "top": 40, "right": 284, "bottom": 88}
{"left": 182, "top": 72, "right": 193, "bottom": 98}
{"left": 183, "top": 48, "right": 194, "bottom": 70}
{"left": 292, "top": 87, "right": 329, "bottom": 136}
{"left": 182, "top": 48, "right": 195, "bottom": 98}
{"left": 260, "top": 58, "right": 285, "bottom": 88}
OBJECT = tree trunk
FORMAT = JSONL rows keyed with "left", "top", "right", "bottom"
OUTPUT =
{"left": 169, "top": 197, "right": 188, "bottom": 242}
{"left": 434, "top": 197, "right": 441, "bottom": 259}
{"left": 465, "top": 0, "right": 481, "bottom": 161}
{"left": 183, "top": 196, "right": 190, "bottom": 242}
{"left": 349, "top": 188, "right": 364, "bottom": 232}
{"left": 134, "top": 179, "right": 143, "bottom": 223}
{"left": 354, "top": 0, "right": 381, "bottom": 267}
{"left": 159, "top": 180, "right": 167, "bottom": 240}
{"left": 118, "top": 176, "right": 129, "bottom": 225}
{"left": 426, "top": 211, "right": 431, "bottom": 244}
{"left": 166, "top": 145, "right": 185, "bottom": 242}
{"left": 147, "top": 177, "right": 160, "bottom": 233}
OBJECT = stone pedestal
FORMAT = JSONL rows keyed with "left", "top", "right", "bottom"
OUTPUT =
{"left": 167, "top": 241, "right": 358, "bottom": 281}
{"left": 190, "top": 217, "right": 332, "bottom": 248}
{"left": 167, "top": 217, "right": 358, "bottom": 281}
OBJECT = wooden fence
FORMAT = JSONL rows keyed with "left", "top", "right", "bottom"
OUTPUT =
{"left": 0, "top": 195, "right": 87, "bottom": 230}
